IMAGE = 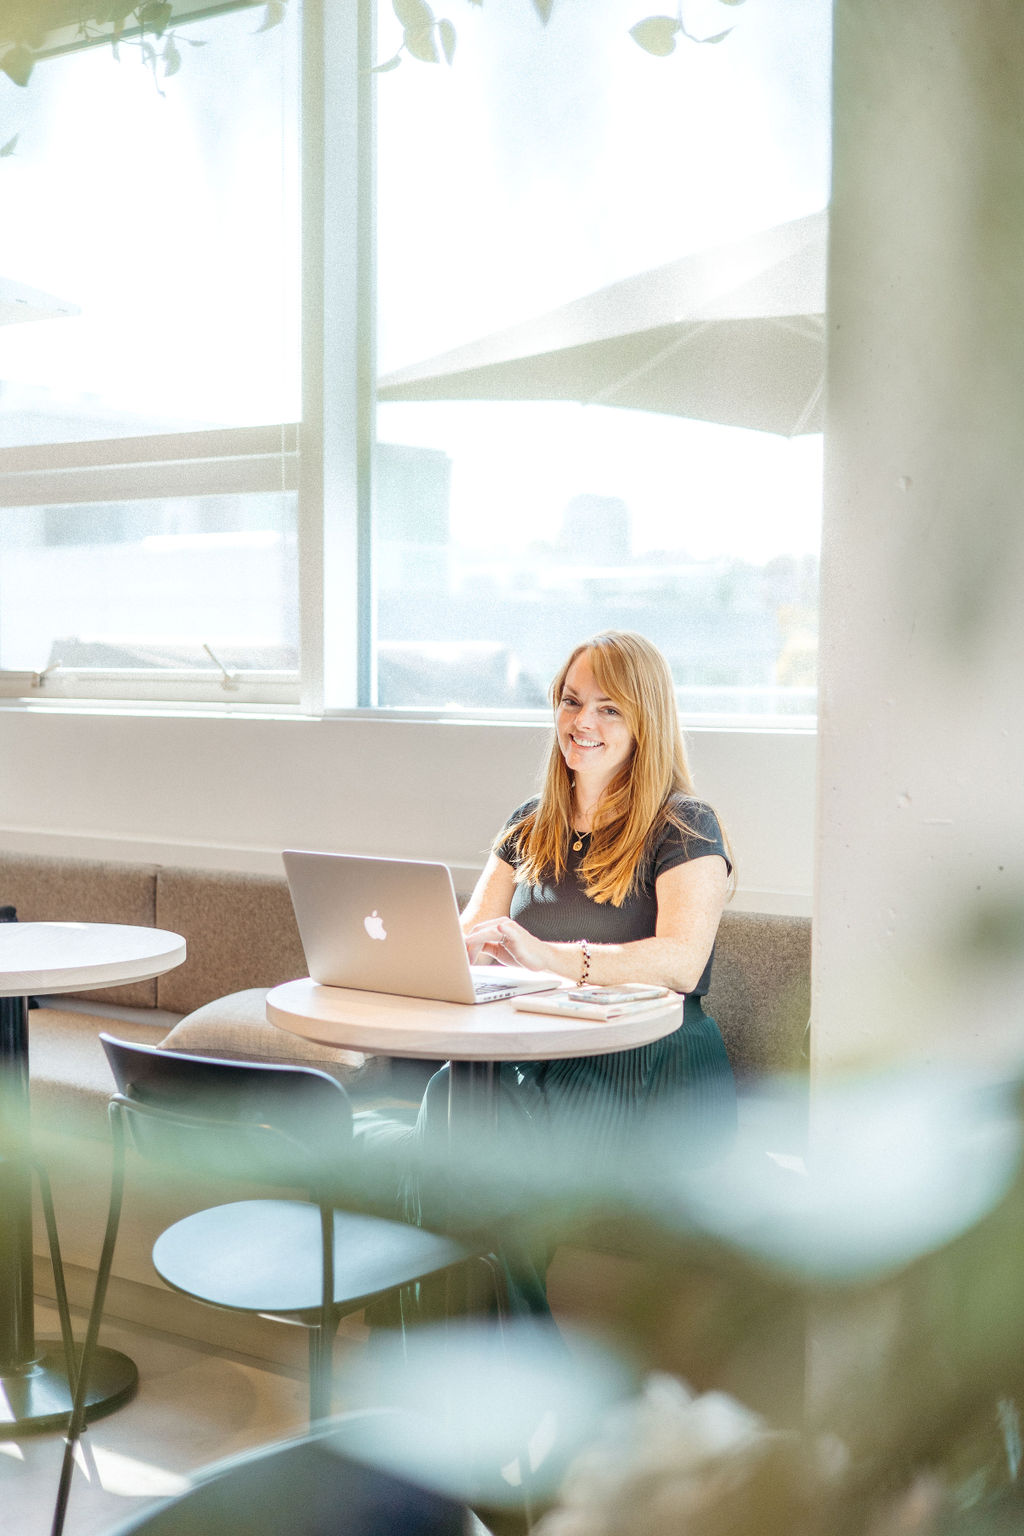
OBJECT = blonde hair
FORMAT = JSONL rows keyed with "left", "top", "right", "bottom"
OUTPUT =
{"left": 500, "top": 631, "right": 730, "bottom": 906}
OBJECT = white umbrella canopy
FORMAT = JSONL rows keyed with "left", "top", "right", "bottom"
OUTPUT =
{"left": 0, "top": 276, "right": 80, "bottom": 326}
{"left": 378, "top": 209, "right": 828, "bottom": 437}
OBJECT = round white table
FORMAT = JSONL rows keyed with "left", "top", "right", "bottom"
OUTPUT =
{"left": 0, "top": 921, "right": 186, "bottom": 1435}
{"left": 266, "top": 977, "right": 684, "bottom": 1121}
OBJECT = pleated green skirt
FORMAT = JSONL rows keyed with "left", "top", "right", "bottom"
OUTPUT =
{"left": 502, "top": 993, "right": 735, "bottom": 1152}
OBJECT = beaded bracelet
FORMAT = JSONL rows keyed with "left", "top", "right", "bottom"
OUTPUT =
{"left": 577, "top": 938, "right": 591, "bottom": 986}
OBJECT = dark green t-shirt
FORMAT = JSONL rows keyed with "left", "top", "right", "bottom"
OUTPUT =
{"left": 495, "top": 794, "right": 729, "bottom": 996}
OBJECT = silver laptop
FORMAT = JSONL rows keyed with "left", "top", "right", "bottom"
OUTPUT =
{"left": 282, "top": 850, "right": 560, "bottom": 1006}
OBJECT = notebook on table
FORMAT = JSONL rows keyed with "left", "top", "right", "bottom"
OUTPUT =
{"left": 282, "top": 850, "right": 561, "bottom": 1006}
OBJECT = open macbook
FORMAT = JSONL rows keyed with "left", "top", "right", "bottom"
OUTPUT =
{"left": 282, "top": 850, "right": 561, "bottom": 1006}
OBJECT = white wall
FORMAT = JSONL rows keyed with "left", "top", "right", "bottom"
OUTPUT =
{"left": 814, "top": 0, "right": 1024, "bottom": 1072}
{"left": 0, "top": 707, "right": 814, "bottom": 912}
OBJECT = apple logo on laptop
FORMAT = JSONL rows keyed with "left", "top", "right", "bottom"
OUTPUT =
{"left": 364, "top": 910, "right": 387, "bottom": 941}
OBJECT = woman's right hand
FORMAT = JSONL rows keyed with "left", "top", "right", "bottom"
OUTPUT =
{"left": 465, "top": 917, "right": 561, "bottom": 975}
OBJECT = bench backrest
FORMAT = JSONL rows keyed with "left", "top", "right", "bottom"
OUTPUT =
{"left": 1, "top": 852, "right": 812, "bottom": 1079}
{"left": 708, "top": 909, "right": 811, "bottom": 1080}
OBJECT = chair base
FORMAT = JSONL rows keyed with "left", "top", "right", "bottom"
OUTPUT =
{"left": 0, "top": 1342, "right": 138, "bottom": 1438}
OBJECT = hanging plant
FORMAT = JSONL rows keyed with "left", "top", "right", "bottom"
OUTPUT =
{"left": 0, "top": 0, "right": 742, "bottom": 93}
{"left": 0, "top": 1, "right": 285, "bottom": 90}
{"left": 374, "top": 0, "right": 744, "bottom": 73}
{"left": 629, "top": 0, "right": 745, "bottom": 58}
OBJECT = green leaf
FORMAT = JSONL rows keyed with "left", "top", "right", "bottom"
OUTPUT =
{"left": 531, "top": 0, "right": 555, "bottom": 23}
{"left": 438, "top": 16, "right": 456, "bottom": 63}
{"left": 138, "top": 1, "right": 173, "bottom": 35}
{"left": 0, "top": 133, "right": 20, "bottom": 157}
{"left": 0, "top": 45, "right": 35, "bottom": 87}
{"left": 371, "top": 51, "right": 403, "bottom": 72}
{"left": 4, "top": 7, "right": 49, "bottom": 50}
{"left": 628, "top": 16, "right": 679, "bottom": 56}
{"left": 701, "top": 26, "right": 734, "bottom": 43}
{"left": 404, "top": 24, "right": 439, "bottom": 62}
{"left": 393, "top": 0, "right": 434, "bottom": 32}
{"left": 256, "top": 0, "right": 288, "bottom": 32}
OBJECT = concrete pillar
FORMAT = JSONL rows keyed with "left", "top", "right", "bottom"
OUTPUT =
{"left": 814, "top": 0, "right": 1024, "bottom": 1075}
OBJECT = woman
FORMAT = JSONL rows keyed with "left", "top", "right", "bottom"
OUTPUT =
{"left": 385, "top": 630, "right": 736, "bottom": 1316}
{"left": 465, "top": 629, "right": 732, "bottom": 1000}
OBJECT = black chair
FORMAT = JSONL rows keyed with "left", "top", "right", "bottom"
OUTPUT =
{"left": 85, "top": 1423, "right": 470, "bottom": 1536}
{"left": 52, "top": 1035, "right": 503, "bottom": 1536}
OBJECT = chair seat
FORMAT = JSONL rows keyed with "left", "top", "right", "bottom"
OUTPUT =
{"left": 152, "top": 1199, "right": 476, "bottom": 1314}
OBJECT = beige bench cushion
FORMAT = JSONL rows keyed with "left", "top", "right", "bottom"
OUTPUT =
{"left": 158, "top": 986, "right": 388, "bottom": 1092}
{"left": 29, "top": 1007, "right": 170, "bottom": 1137}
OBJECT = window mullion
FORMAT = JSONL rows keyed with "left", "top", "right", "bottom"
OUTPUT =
{"left": 299, "top": 0, "right": 372, "bottom": 715}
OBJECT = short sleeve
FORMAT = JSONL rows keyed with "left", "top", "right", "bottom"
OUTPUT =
{"left": 651, "top": 800, "right": 731, "bottom": 882}
{"left": 494, "top": 797, "right": 539, "bottom": 868}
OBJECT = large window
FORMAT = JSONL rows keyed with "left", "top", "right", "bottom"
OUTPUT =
{"left": 373, "top": 0, "right": 830, "bottom": 721}
{"left": 0, "top": 1, "right": 300, "bottom": 703}
{"left": 1, "top": 0, "right": 831, "bottom": 722}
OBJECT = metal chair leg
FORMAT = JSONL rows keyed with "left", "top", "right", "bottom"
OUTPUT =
{"left": 33, "top": 1159, "right": 77, "bottom": 1389}
{"left": 308, "top": 1199, "right": 336, "bottom": 1423}
{"left": 50, "top": 1108, "right": 128, "bottom": 1536}
{"left": 475, "top": 1252, "right": 538, "bottom": 1532}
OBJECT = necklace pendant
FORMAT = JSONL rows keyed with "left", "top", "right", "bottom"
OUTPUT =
{"left": 572, "top": 836, "right": 583, "bottom": 852}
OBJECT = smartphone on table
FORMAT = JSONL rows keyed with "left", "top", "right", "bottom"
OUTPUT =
{"left": 566, "top": 985, "right": 671, "bottom": 1004}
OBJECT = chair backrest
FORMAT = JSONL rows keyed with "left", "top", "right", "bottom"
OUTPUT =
{"left": 96, "top": 1430, "right": 467, "bottom": 1536}
{"left": 100, "top": 1034, "right": 354, "bottom": 1190}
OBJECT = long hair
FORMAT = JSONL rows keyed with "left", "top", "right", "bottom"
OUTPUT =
{"left": 500, "top": 631, "right": 729, "bottom": 906}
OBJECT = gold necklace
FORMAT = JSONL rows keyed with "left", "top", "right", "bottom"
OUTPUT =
{"left": 570, "top": 780, "right": 590, "bottom": 851}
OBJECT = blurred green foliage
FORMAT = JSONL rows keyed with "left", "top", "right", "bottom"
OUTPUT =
{"left": 0, "top": 0, "right": 745, "bottom": 90}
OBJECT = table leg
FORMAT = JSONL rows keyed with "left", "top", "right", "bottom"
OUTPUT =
{"left": 0, "top": 994, "right": 34, "bottom": 1373}
{"left": 440, "top": 1061, "right": 502, "bottom": 1319}
{"left": 0, "top": 994, "right": 137, "bottom": 1436}
{"left": 446, "top": 1060, "right": 498, "bottom": 1132}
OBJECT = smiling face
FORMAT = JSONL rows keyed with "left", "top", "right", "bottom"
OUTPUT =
{"left": 555, "top": 651, "right": 635, "bottom": 799}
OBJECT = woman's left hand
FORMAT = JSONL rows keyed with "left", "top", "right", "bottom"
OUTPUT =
{"left": 465, "top": 917, "right": 557, "bottom": 974}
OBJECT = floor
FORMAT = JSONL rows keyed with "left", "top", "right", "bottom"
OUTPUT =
{"left": 1, "top": 1301, "right": 310, "bottom": 1536}
{"left": 2, "top": 1301, "right": 501, "bottom": 1536}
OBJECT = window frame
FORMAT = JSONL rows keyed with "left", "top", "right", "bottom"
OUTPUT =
{"left": 0, "top": 423, "right": 303, "bottom": 705}
{"left": 0, "top": 0, "right": 820, "bottom": 731}
{"left": 0, "top": 0, "right": 316, "bottom": 709}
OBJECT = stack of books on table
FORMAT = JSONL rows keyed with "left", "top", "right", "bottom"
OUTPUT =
{"left": 512, "top": 984, "right": 682, "bottom": 1021}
